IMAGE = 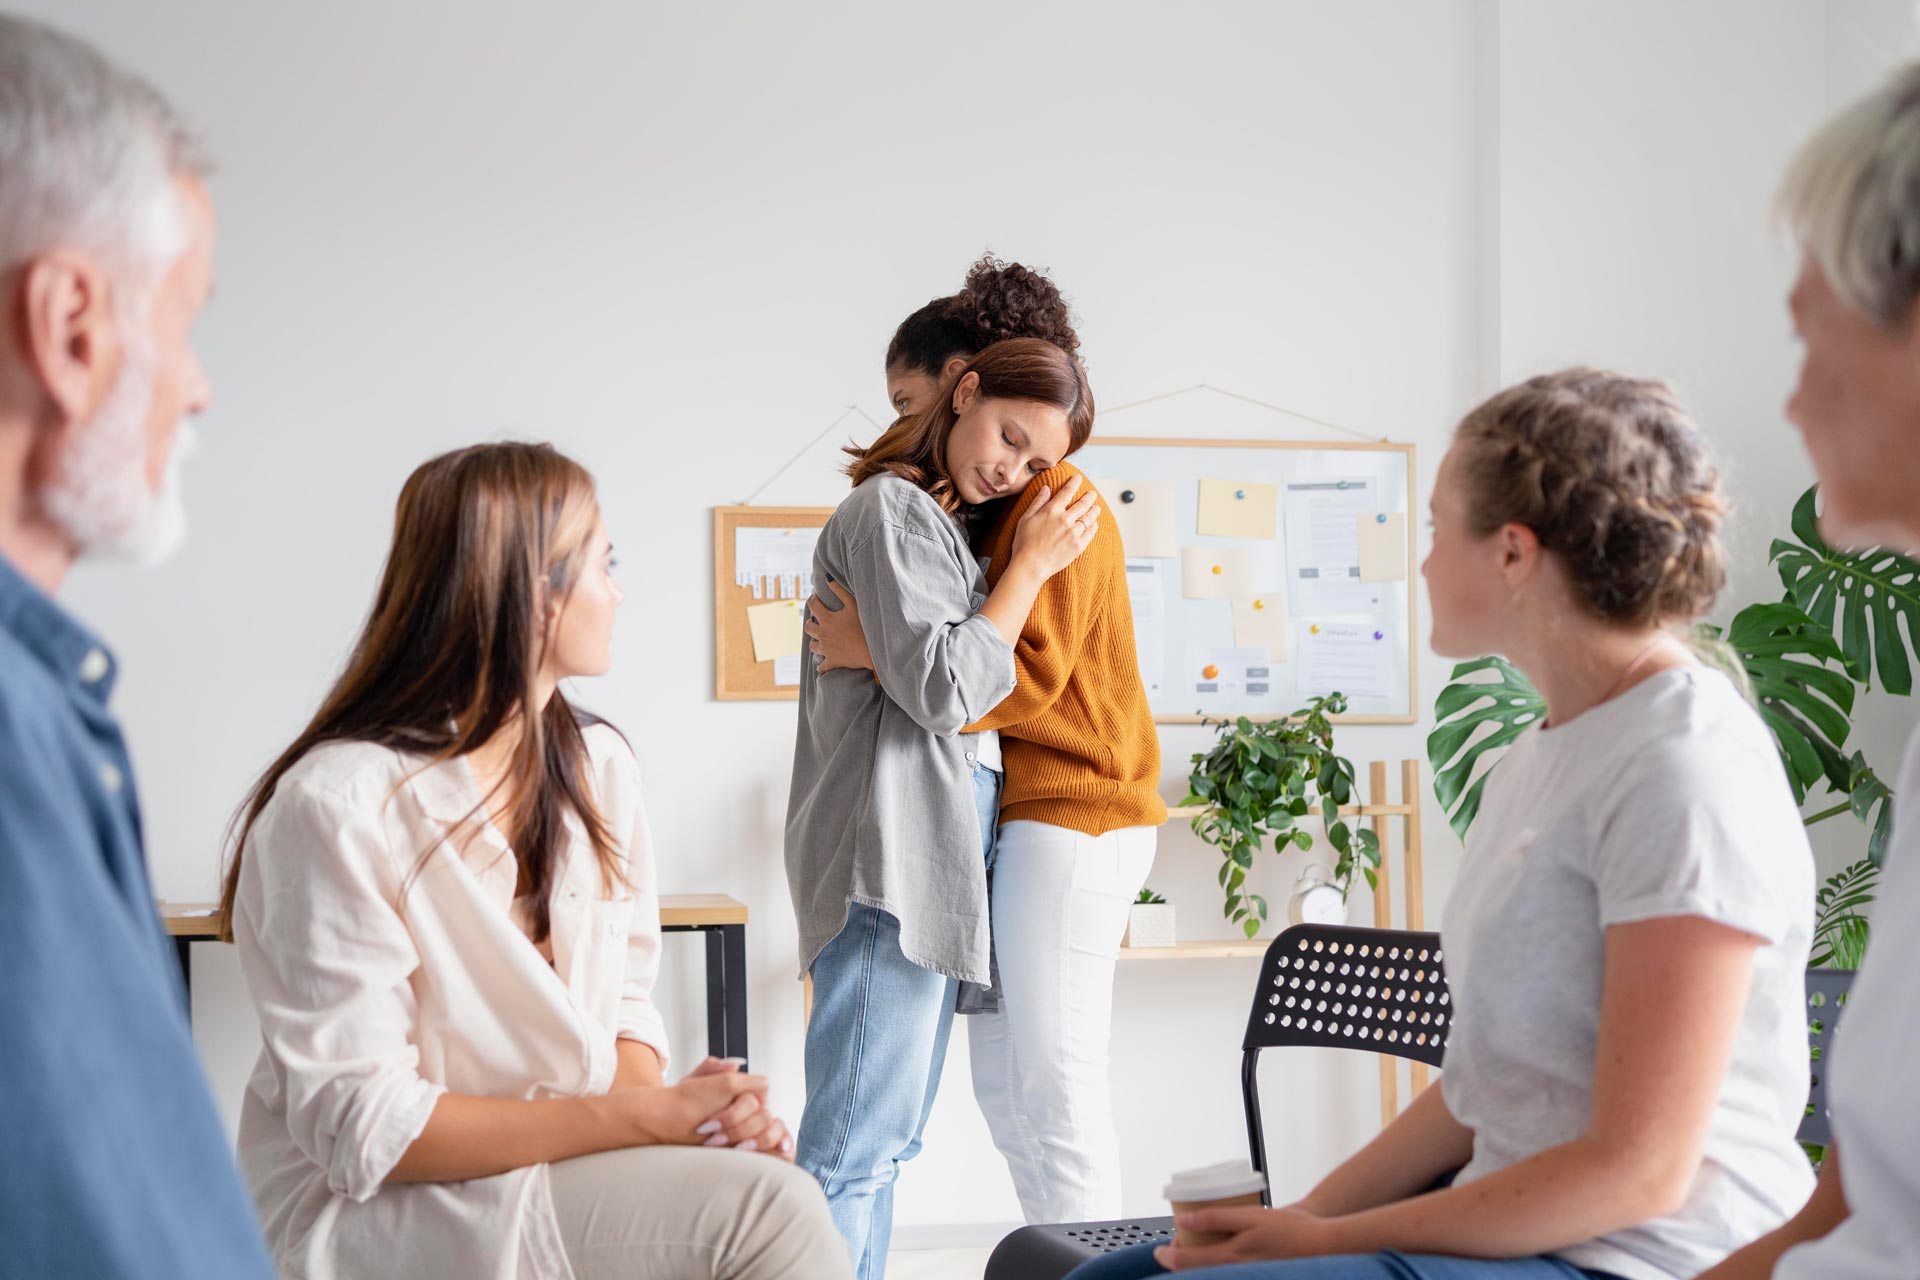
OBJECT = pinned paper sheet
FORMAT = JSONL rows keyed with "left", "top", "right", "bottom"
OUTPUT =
{"left": 1102, "top": 480, "right": 1177, "bottom": 559}
{"left": 1357, "top": 512, "right": 1407, "bottom": 582}
{"left": 1125, "top": 560, "right": 1168, "bottom": 697}
{"left": 745, "top": 598, "right": 804, "bottom": 662}
{"left": 1232, "top": 594, "right": 1289, "bottom": 660}
{"left": 773, "top": 655, "right": 801, "bottom": 687}
{"left": 1197, "top": 479, "right": 1279, "bottom": 540}
{"left": 1188, "top": 644, "right": 1274, "bottom": 698}
{"left": 1181, "top": 546, "right": 1249, "bottom": 599}
{"left": 734, "top": 527, "right": 819, "bottom": 600}
{"left": 1298, "top": 621, "right": 1395, "bottom": 699}
{"left": 1285, "top": 477, "right": 1382, "bottom": 615}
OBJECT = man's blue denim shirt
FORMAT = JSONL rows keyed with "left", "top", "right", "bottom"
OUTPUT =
{"left": 0, "top": 551, "right": 271, "bottom": 1277}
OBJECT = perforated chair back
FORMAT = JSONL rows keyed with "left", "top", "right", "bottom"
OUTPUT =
{"left": 987, "top": 923, "right": 1452, "bottom": 1280}
{"left": 1799, "top": 967, "right": 1855, "bottom": 1148}
{"left": 1241, "top": 923, "right": 1450, "bottom": 1183}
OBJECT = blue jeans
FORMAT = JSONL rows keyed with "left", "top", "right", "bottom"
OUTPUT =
{"left": 1066, "top": 1246, "right": 1621, "bottom": 1280}
{"left": 797, "top": 764, "right": 1002, "bottom": 1280}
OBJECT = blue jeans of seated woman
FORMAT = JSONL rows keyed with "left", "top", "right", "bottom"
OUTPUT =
{"left": 1065, "top": 1246, "right": 1623, "bottom": 1280}
{"left": 797, "top": 764, "right": 1002, "bottom": 1280}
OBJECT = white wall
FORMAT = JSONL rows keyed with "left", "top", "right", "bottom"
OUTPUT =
{"left": 1495, "top": 0, "right": 1920, "bottom": 881}
{"left": 25, "top": 0, "right": 1915, "bottom": 1244}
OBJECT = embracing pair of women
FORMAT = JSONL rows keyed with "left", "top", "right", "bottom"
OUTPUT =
{"left": 784, "top": 257, "right": 1165, "bottom": 1280}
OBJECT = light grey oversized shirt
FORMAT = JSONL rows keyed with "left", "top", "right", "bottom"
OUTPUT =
{"left": 785, "top": 474, "right": 1016, "bottom": 984}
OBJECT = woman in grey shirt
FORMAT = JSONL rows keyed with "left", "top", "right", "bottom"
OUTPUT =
{"left": 786, "top": 337, "right": 1096, "bottom": 1279}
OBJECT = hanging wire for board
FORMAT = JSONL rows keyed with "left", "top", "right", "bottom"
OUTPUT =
{"left": 737, "top": 403, "right": 892, "bottom": 506}
{"left": 1102, "top": 383, "right": 1382, "bottom": 443}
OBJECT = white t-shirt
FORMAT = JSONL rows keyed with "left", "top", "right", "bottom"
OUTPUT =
{"left": 1441, "top": 666, "right": 1816, "bottom": 1280}
{"left": 1777, "top": 724, "right": 1920, "bottom": 1280}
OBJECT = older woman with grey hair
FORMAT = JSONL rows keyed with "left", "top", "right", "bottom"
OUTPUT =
{"left": 1698, "top": 62, "right": 1920, "bottom": 1280}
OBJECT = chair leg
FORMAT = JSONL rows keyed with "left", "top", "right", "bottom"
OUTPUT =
{"left": 1241, "top": 1048, "right": 1270, "bottom": 1205}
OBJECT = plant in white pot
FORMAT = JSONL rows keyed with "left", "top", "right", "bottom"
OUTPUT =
{"left": 1182, "top": 693, "right": 1381, "bottom": 939}
{"left": 1124, "top": 888, "right": 1176, "bottom": 948}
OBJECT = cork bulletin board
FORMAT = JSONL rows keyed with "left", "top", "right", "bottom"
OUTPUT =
{"left": 713, "top": 505, "right": 835, "bottom": 701}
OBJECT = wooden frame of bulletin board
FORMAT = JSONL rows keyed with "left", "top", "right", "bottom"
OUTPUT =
{"left": 1073, "top": 436, "right": 1419, "bottom": 726}
{"left": 713, "top": 505, "right": 834, "bottom": 701}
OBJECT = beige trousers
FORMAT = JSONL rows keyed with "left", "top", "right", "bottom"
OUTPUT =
{"left": 548, "top": 1146, "right": 851, "bottom": 1280}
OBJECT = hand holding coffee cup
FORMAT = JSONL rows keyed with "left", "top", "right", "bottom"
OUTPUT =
{"left": 1163, "top": 1159, "right": 1269, "bottom": 1248}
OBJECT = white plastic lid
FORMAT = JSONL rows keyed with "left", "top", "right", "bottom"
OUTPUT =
{"left": 1163, "top": 1159, "right": 1268, "bottom": 1203}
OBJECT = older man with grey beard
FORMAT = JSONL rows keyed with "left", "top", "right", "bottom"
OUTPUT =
{"left": 0, "top": 14, "right": 271, "bottom": 1278}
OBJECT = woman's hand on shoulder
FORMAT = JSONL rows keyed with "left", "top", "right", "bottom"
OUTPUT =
{"left": 1008, "top": 474, "right": 1099, "bottom": 579}
{"left": 805, "top": 581, "right": 874, "bottom": 674}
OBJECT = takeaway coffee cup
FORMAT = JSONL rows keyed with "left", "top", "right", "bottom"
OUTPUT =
{"left": 1163, "top": 1159, "right": 1269, "bottom": 1248}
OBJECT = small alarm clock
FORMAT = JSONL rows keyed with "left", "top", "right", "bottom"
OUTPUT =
{"left": 1288, "top": 863, "right": 1348, "bottom": 927}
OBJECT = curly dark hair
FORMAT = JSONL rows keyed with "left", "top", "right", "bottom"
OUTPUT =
{"left": 886, "top": 253, "right": 1081, "bottom": 375}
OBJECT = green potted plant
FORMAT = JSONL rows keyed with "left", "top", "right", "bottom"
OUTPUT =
{"left": 1124, "top": 887, "right": 1176, "bottom": 949}
{"left": 1181, "top": 692, "right": 1381, "bottom": 940}
{"left": 1428, "top": 485, "right": 1907, "bottom": 972}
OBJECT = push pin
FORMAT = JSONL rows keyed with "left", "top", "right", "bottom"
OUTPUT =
{"left": 1234, "top": 489, "right": 1246, "bottom": 500}
{"left": 1211, "top": 564, "right": 1223, "bottom": 575}
{"left": 1253, "top": 599, "right": 1266, "bottom": 611}
{"left": 1336, "top": 480, "right": 1349, "bottom": 491}
{"left": 1372, "top": 629, "right": 1384, "bottom": 640}
{"left": 1310, "top": 625, "right": 1321, "bottom": 635}
{"left": 1375, "top": 513, "right": 1388, "bottom": 524}
{"left": 1203, "top": 664, "right": 1220, "bottom": 680}
{"left": 1120, "top": 490, "right": 1136, "bottom": 503}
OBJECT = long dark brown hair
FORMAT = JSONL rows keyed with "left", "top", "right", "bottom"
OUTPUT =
{"left": 216, "top": 442, "right": 620, "bottom": 943}
{"left": 846, "top": 336, "right": 1095, "bottom": 512}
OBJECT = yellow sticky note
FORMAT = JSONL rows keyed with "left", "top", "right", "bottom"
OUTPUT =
{"left": 1099, "top": 479, "right": 1177, "bottom": 558}
{"left": 1180, "top": 545, "right": 1249, "bottom": 599}
{"left": 1357, "top": 512, "right": 1408, "bottom": 582}
{"left": 1232, "top": 594, "right": 1289, "bottom": 661}
{"left": 1197, "top": 479, "right": 1279, "bottom": 540}
{"left": 746, "top": 599, "right": 803, "bottom": 662}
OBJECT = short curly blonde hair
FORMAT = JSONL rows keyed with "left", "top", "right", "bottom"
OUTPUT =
{"left": 1777, "top": 61, "right": 1920, "bottom": 331}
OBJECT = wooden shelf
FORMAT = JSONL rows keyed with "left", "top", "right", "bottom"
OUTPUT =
{"left": 1118, "top": 937, "right": 1271, "bottom": 961}
{"left": 1163, "top": 801, "right": 1415, "bottom": 825}
{"left": 158, "top": 893, "right": 749, "bottom": 938}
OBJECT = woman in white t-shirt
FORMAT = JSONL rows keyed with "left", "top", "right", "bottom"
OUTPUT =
{"left": 1699, "top": 61, "right": 1920, "bottom": 1280}
{"left": 1071, "top": 369, "right": 1815, "bottom": 1280}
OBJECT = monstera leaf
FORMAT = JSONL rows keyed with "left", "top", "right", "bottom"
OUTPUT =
{"left": 1846, "top": 752, "right": 1894, "bottom": 866}
{"left": 1718, "top": 601, "right": 1856, "bottom": 804}
{"left": 1810, "top": 856, "right": 1881, "bottom": 969}
{"left": 1772, "top": 486, "right": 1920, "bottom": 696}
{"left": 1427, "top": 655, "right": 1547, "bottom": 841}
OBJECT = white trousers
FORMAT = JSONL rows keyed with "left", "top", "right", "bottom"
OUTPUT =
{"left": 969, "top": 819, "right": 1157, "bottom": 1224}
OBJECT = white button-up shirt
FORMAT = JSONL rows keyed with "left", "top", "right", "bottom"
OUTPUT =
{"left": 231, "top": 723, "right": 669, "bottom": 1280}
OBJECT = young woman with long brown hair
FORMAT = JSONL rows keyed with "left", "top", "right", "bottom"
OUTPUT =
{"left": 785, "top": 336, "right": 1099, "bottom": 1279}
{"left": 808, "top": 260, "right": 1166, "bottom": 1227}
{"left": 218, "top": 442, "right": 847, "bottom": 1280}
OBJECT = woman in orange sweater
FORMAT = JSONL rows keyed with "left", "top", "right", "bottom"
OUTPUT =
{"left": 807, "top": 261, "right": 1164, "bottom": 1224}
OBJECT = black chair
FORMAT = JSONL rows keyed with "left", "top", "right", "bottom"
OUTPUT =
{"left": 985, "top": 924, "right": 1449, "bottom": 1280}
{"left": 1800, "top": 967, "right": 1855, "bottom": 1148}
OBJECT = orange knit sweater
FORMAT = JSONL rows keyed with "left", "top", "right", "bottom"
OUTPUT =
{"left": 967, "top": 462, "right": 1167, "bottom": 836}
